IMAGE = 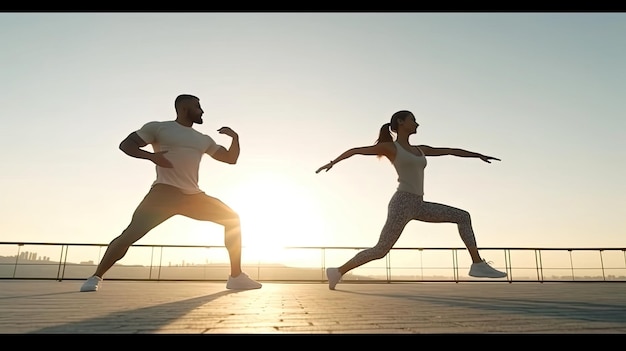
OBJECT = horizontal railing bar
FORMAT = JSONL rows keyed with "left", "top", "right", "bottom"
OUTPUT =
{"left": 2, "top": 242, "right": 624, "bottom": 251}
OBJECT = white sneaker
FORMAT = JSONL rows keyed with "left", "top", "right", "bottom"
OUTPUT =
{"left": 80, "top": 276, "right": 102, "bottom": 292}
{"left": 226, "top": 272, "right": 262, "bottom": 290}
{"left": 326, "top": 267, "right": 342, "bottom": 290}
{"left": 469, "top": 259, "right": 507, "bottom": 278}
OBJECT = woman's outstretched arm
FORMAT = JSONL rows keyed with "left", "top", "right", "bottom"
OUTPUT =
{"left": 316, "top": 143, "right": 393, "bottom": 173}
{"left": 419, "top": 145, "right": 500, "bottom": 163}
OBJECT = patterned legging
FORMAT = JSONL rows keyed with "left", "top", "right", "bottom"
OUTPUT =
{"left": 340, "top": 191, "right": 477, "bottom": 272}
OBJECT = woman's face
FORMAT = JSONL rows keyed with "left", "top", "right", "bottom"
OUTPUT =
{"left": 399, "top": 114, "right": 419, "bottom": 134}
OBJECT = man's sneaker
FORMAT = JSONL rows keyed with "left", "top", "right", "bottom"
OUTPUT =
{"left": 326, "top": 267, "right": 342, "bottom": 290}
{"left": 469, "top": 259, "right": 507, "bottom": 278}
{"left": 226, "top": 272, "right": 262, "bottom": 290}
{"left": 80, "top": 276, "right": 102, "bottom": 292}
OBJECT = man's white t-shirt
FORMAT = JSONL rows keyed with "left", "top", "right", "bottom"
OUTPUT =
{"left": 136, "top": 121, "right": 221, "bottom": 194}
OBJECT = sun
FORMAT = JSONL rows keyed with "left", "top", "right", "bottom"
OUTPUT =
{"left": 223, "top": 171, "right": 326, "bottom": 266}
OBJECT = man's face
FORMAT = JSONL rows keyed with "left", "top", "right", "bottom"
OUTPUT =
{"left": 187, "top": 99, "right": 204, "bottom": 124}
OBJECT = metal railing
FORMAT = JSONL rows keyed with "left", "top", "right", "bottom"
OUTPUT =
{"left": 1, "top": 241, "right": 625, "bottom": 283}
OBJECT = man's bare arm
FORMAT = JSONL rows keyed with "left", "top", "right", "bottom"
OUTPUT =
{"left": 119, "top": 132, "right": 173, "bottom": 168}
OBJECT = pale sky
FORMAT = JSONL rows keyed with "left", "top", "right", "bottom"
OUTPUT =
{"left": 1, "top": 12, "right": 624, "bottom": 266}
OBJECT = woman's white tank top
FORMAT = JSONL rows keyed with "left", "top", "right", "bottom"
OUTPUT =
{"left": 393, "top": 141, "right": 427, "bottom": 196}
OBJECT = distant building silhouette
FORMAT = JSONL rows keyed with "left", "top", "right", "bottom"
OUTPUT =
{"left": 16, "top": 251, "right": 50, "bottom": 261}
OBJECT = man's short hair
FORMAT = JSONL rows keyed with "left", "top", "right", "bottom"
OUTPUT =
{"left": 175, "top": 94, "right": 199, "bottom": 110}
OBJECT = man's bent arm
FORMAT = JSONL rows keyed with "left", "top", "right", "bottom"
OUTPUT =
{"left": 119, "top": 132, "right": 153, "bottom": 160}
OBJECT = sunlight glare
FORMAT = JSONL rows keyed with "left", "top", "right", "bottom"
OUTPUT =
{"left": 226, "top": 171, "right": 325, "bottom": 265}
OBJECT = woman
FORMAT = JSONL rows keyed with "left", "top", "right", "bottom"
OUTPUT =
{"left": 316, "top": 110, "right": 506, "bottom": 290}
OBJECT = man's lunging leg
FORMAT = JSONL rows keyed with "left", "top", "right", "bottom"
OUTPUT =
{"left": 185, "top": 193, "right": 261, "bottom": 290}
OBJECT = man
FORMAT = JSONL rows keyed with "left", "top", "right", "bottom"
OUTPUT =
{"left": 80, "top": 94, "right": 262, "bottom": 292}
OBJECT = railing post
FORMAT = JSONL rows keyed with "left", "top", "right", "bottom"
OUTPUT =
{"left": 534, "top": 249, "right": 544, "bottom": 283}
{"left": 321, "top": 248, "right": 326, "bottom": 282}
{"left": 599, "top": 250, "right": 605, "bottom": 281}
{"left": 419, "top": 248, "right": 423, "bottom": 281}
{"left": 452, "top": 249, "right": 459, "bottom": 283}
{"left": 386, "top": 252, "right": 391, "bottom": 283}
{"left": 157, "top": 246, "right": 163, "bottom": 281}
{"left": 57, "top": 245, "right": 69, "bottom": 282}
{"left": 568, "top": 249, "right": 575, "bottom": 281}
{"left": 504, "top": 248, "right": 511, "bottom": 283}
{"left": 13, "top": 244, "right": 23, "bottom": 278}
{"left": 149, "top": 246, "right": 154, "bottom": 280}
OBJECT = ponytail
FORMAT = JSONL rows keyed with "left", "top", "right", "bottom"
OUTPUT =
{"left": 375, "top": 110, "right": 412, "bottom": 144}
{"left": 376, "top": 123, "right": 393, "bottom": 144}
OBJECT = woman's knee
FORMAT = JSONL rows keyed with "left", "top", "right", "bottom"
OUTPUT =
{"left": 369, "top": 246, "right": 392, "bottom": 260}
{"left": 458, "top": 209, "right": 471, "bottom": 223}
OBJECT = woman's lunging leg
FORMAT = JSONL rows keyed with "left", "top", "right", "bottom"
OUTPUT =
{"left": 414, "top": 201, "right": 481, "bottom": 262}
{"left": 413, "top": 201, "right": 507, "bottom": 278}
{"left": 337, "top": 191, "right": 415, "bottom": 275}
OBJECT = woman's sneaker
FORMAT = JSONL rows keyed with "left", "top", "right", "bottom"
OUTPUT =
{"left": 326, "top": 267, "right": 342, "bottom": 290}
{"left": 226, "top": 272, "right": 262, "bottom": 290}
{"left": 469, "top": 260, "right": 507, "bottom": 278}
{"left": 80, "top": 276, "right": 103, "bottom": 292}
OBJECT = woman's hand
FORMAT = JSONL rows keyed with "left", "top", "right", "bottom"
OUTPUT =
{"left": 316, "top": 161, "right": 334, "bottom": 173}
{"left": 479, "top": 154, "right": 501, "bottom": 163}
